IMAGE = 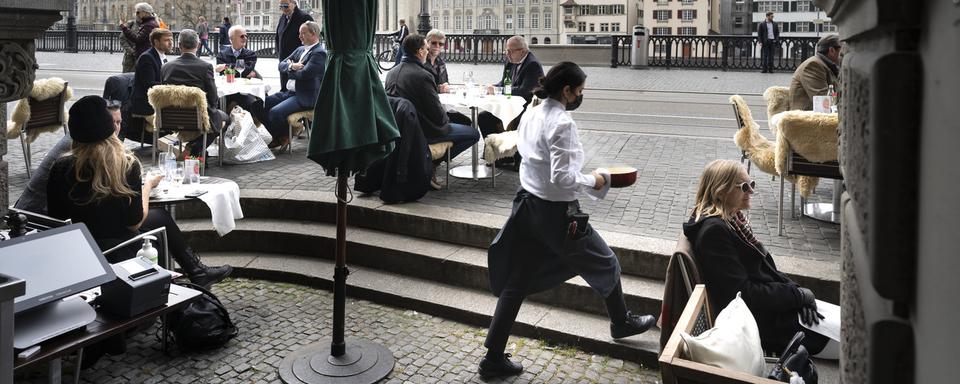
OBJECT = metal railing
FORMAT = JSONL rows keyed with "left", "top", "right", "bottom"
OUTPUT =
{"left": 611, "top": 34, "right": 819, "bottom": 71}
{"left": 37, "top": 30, "right": 819, "bottom": 71}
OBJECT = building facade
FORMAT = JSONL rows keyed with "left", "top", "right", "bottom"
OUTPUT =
{"left": 718, "top": 0, "right": 752, "bottom": 35}
{"left": 377, "top": 0, "right": 421, "bottom": 34}
{"left": 558, "top": 0, "right": 641, "bottom": 44}
{"left": 751, "top": 0, "right": 834, "bottom": 38}
{"left": 641, "top": 0, "right": 717, "bottom": 36}
{"left": 424, "top": 0, "right": 561, "bottom": 45}
{"left": 67, "top": 0, "right": 323, "bottom": 33}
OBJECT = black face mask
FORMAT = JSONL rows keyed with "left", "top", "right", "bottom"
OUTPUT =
{"left": 565, "top": 94, "right": 583, "bottom": 111}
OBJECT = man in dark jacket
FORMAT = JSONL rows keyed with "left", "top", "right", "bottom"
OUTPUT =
{"left": 218, "top": 17, "right": 231, "bottom": 48}
{"left": 118, "top": 3, "right": 160, "bottom": 59}
{"left": 391, "top": 18, "right": 410, "bottom": 65}
{"left": 126, "top": 28, "right": 172, "bottom": 144}
{"left": 757, "top": 12, "right": 780, "bottom": 73}
{"left": 161, "top": 29, "right": 229, "bottom": 156}
{"left": 479, "top": 35, "right": 544, "bottom": 137}
{"left": 275, "top": 0, "right": 314, "bottom": 92}
{"left": 263, "top": 21, "right": 326, "bottom": 148}
{"left": 216, "top": 25, "right": 264, "bottom": 123}
{"left": 385, "top": 34, "right": 479, "bottom": 163}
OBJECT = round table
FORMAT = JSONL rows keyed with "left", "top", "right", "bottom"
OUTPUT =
{"left": 439, "top": 92, "right": 526, "bottom": 182}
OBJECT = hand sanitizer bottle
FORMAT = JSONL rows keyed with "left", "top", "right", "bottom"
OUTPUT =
{"left": 136, "top": 235, "right": 159, "bottom": 265}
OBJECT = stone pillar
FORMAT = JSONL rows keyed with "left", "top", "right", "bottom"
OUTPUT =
{"left": 0, "top": 0, "right": 71, "bottom": 217}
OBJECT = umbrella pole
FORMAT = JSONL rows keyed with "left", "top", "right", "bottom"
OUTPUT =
{"left": 331, "top": 169, "right": 348, "bottom": 357}
{"left": 278, "top": 168, "right": 395, "bottom": 384}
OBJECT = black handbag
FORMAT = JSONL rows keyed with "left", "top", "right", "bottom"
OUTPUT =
{"left": 767, "top": 332, "right": 818, "bottom": 383}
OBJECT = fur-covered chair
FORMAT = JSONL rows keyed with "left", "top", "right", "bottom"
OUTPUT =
{"left": 762, "top": 86, "right": 790, "bottom": 134}
{"left": 774, "top": 110, "right": 840, "bottom": 235}
{"left": 730, "top": 95, "right": 777, "bottom": 177}
{"left": 147, "top": 85, "right": 214, "bottom": 171}
{"left": 6, "top": 78, "right": 72, "bottom": 178}
{"left": 285, "top": 110, "right": 313, "bottom": 154}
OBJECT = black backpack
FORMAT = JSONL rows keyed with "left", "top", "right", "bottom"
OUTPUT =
{"left": 166, "top": 282, "right": 238, "bottom": 351}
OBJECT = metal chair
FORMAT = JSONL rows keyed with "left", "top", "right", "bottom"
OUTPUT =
{"left": 14, "top": 82, "right": 70, "bottom": 179}
{"left": 148, "top": 85, "right": 213, "bottom": 174}
{"left": 153, "top": 107, "right": 209, "bottom": 175}
{"left": 7, "top": 207, "right": 71, "bottom": 232}
{"left": 286, "top": 110, "right": 314, "bottom": 154}
{"left": 775, "top": 111, "right": 842, "bottom": 235}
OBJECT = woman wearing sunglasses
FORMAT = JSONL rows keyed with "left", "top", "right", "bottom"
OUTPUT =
{"left": 683, "top": 159, "right": 838, "bottom": 358}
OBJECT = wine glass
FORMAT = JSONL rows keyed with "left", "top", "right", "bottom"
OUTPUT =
{"left": 234, "top": 60, "right": 245, "bottom": 77}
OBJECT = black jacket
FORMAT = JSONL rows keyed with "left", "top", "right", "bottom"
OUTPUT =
{"left": 131, "top": 48, "right": 162, "bottom": 115}
{"left": 275, "top": 7, "right": 314, "bottom": 62}
{"left": 216, "top": 46, "right": 259, "bottom": 78}
{"left": 496, "top": 52, "right": 545, "bottom": 106}
{"left": 757, "top": 20, "right": 780, "bottom": 43}
{"left": 384, "top": 57, "right": 451, "bottom": 139}
{"left": 103, "top": 72, "right": 136, "bottom": 134}
{"left": 683, "top": 216, "right": 805, "bottom": 353}
{"left": 354, "top": 97, "right": 432, "bottom": 203}
{"left": 160, "top": 53, "right": 224, "bottom": 131}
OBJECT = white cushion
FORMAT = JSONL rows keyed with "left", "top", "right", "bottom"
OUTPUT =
{"left": 680, "top": 292, "right": 766, "bottom": 376}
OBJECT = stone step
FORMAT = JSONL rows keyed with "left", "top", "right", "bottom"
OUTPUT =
{"left": 197, "top": 251, "right": 665, "bottom": 367}
{"left": 175, "top": 189, "right": 841, "bottom": 301}
{"left": 179, "top": 218, "right": 667, "bottom": 318}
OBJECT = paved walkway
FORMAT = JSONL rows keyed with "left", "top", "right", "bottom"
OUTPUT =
{"left": 16, "top": 278, "right": 660, "bottom": 383}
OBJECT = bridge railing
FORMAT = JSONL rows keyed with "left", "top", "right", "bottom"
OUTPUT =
{"left": 37, "top": 30, "right": 818, "bottom": 71}
{"left": 611, "top": 34, "right": 819, "bottom": 71}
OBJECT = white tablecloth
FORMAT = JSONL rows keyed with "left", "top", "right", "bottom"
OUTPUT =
{"left": 153, "top": 177, "right": 243, "bottom": 236}
{"left": 439, "top": 93, "right": 526, "bottom": 124}
{"left": 216, "top": 78, "right": 271, "bottom": 101}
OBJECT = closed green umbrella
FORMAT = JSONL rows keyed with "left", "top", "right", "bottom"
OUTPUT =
{"left": 307, "top": 0, "right": 399, "bottom": 175}
{"left": 280, "top": 1, "right": 398, "bottom": 383}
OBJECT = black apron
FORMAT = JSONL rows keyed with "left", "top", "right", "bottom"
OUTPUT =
{"left": 487, "top": 189, "right": 621, "bottom": 298}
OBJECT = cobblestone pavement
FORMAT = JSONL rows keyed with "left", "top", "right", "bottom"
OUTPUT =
{"left": 17, "top": 279, "right": 661, "bottom": 383}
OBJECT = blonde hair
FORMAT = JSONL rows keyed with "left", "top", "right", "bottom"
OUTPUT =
{"left": 691, "top": 159, "right": 745, "bottom": 221}
{"left": 70, "top": 136, "right": 139, "bottom": 205}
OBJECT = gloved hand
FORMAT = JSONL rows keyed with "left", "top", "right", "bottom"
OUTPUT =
{"left": 797, "top": 287, "right": 825, "bottom": 326}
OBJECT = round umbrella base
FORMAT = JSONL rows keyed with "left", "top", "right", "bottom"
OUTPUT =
{"left": 278, "top": 339, "right": 395, "bottom": 384}
{"left": 802, "top": 203, "right": 840, "bottom": 224}
{"left": 449, "top": 164, "right": 502, "bottom": 180}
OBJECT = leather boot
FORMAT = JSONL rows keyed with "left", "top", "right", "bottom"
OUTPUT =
{"left": 478, "top": 352, "right": 523, "bottom": 378}
{"left": 177, "top": 248, "right": 233, "bottom": 288}
{"left": 610, "top": 311, "right": 656, "bottom": 339}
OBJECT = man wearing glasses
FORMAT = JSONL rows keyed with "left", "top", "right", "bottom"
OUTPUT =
{"left": 788, "top": 34, "right": 842, "bottom": 111}
{"left": 275, "top": 0, "right": 314, "bottom": 92}
{"left": 426, "top": 29, "right": 472, "bottom": 126}
{"left": 216, "top": 25, "right": 264, "bottom": 125}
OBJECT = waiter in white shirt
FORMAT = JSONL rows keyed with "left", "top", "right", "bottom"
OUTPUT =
{"left": 478, "top": 62, "right": 657, "bottom": 379}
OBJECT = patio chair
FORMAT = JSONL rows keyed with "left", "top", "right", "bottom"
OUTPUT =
{"left": 774, "top": 110, "right": 842, "bottom": 235}
{"left": 762, "top": 86, "right": 790, "bottom": 135}
{"left": 5, "top": 78, "right": 72, "bottom": 178}
{"left": 659, "top": 232, "right": 706, "bottom": 351}
{"left": 148, "top": 85, "right": 216, "bottom": 174}
{"left": 730, "top": 95, "right": 777, "bottom": 177}
{"left": 286, "top": 110, "right": 314, "bottom": 154}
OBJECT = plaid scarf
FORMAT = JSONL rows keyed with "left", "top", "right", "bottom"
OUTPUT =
{"left": 727, "top": 211, "right": 765, "bottom": 254}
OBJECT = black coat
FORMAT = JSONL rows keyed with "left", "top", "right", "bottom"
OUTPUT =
{"left": 216, "top": 46, "right": 259, "bottom": 78}
{"left": 160, "top": 53, "right": 224, "bottom": 131}
{"left": 131, "top": 48, "right": 162, "bottom": 115}
{"left": 757, "top": 20, "right": 780, "bottom": 43}
{"left": 496, "top": 52, "right": 545, "bottom": 106}
{"left": 384, "top": 57, "right": 451, "bottom": 139}
{"left": 275, "top": 7, "right": 314, "bottom": 62}
{"left": 102, "top": 72, "right": 136, "bottom": 134}
{"left": 354, "top": 97, "right": 432, "bottom": 203}
{"left": 683, "top": 216, "right": 805, "bottom": 353}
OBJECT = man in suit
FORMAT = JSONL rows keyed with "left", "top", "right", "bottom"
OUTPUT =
{"left": 263, "top": 21, "right": 326, "bottom": 149}
{"left": 126, "top": 28, "right": 172, "bottom": 144}
{"left": 478, "top": 35, "right": 545, "bottom": 137}
{"left": 757, "top": 12, "right": 780, "bottom": 73}
{"left": 160, "top": 29, "right": 229, "bottom": 156}
{"left": 275, "top": 0, "right": 314, "bottom": 92}
{"left": 789, "top": 34, "right": 842, "bottom": 111}
{"left": 391, "top": 18, "right": 410, "bottom": 66}
{"left": 215, "top": 25, "right": 264, "bottom": 123}
{"left": 385, "top": 33, "right": 479, "bottom": 189}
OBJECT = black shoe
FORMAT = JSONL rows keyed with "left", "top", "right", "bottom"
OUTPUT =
{"left": 189, "top": 264, "right": 233, "bottom": 288}
{"left": 478, "top": 353, "right": 523, "bottom": 378}
{"left": 610, "top": 311, "right": 656, "bottom": 339}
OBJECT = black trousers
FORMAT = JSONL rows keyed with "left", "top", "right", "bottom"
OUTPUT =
{"left": 102, "top": 208, "right": 191, "bottom": 266}
{"left": 483, "top": 253, "right": 628, "bottom": 355}
{"left": 761, "top": 41, "right": 776, "bottom": 71}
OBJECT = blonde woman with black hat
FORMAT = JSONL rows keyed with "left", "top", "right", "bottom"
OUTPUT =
{"left": 46, "top": 95, "right": 232, "bottom": 288}
{"left": 479, "top": 62, "right": 656, "bottom": 378}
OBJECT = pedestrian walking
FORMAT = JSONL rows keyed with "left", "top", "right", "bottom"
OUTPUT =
{"left": 479, "top": 62, "right": 656, "bottom": 379}
{"left": 275, "top": 0, "right": 313, "bottom": 92}
{"left": 197, "top": 16, "right": 213, "bottom": 56}
{"left": 757, "top": 11, "right": 780, "bottom": 73}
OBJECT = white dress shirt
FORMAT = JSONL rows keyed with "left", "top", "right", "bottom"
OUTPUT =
{"left": 286, "top": 42, "right": 317, "bottom": 90}
{"left": 517, "top": 98, "right": 606, "bottom": 202}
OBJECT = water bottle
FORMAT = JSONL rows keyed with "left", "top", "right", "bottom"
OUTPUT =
{"left": 136, "top": 235, "right": 159, "bottom": 265}
{"left": 502, "top": 69, "right": 512, "bottom": 99}
{"left": 828, "top": 84, "right": 837, "bottom": 106}
{"left": 164, "top": 145, "right": 176, "bottom": 175}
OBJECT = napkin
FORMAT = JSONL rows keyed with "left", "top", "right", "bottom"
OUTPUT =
{"left": 196, "top": 180, "right": 244, "bottom": 236}
{"left": 584, "top": 168, "right": 611, "bottom": 201}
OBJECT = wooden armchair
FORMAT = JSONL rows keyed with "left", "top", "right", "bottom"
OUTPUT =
{"left": 148, "top": 85, "right": 217, "bottom": 172}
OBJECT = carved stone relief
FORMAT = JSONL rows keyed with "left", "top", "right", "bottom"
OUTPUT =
{"left": 0, "top": 40, "right": 37, "bottom": 103}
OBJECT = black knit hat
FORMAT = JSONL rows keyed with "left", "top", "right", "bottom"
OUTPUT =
{"left": 68, "top": 95, "right": 116, "bottom": 143}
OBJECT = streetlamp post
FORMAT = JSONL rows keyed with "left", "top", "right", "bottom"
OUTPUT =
{"left": 66, "top": 0, "right": 78, "bottom": 52}
{"left": 417, "top": 0, "right": 431, "bottom": 35}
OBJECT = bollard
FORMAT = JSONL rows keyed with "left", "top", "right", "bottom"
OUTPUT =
{"left": 631, "top": 25, "right": 648, "bottom": 69}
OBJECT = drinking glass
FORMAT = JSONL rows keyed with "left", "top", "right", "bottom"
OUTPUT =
{"left": 494, "top": 86, "right": 504, "bottom": 96}
{"left": 234, "top": 60, "right": 245, "bottom": 75}
{"left": 171, "top": 165, "right": 185, "bottom": 186}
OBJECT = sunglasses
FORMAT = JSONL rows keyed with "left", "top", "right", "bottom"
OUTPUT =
{"left": 735, "top": 180, "right": 757, "bottom": 193}
{"left": 279, "top": 4, "right": 290, "bottom": 9}
{"left": 430, "top": 41, "right": 445, "bottom": 47}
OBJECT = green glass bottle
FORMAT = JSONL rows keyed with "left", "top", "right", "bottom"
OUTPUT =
{"left": 502, "top": 68, "right": 512, "bottom": 98}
